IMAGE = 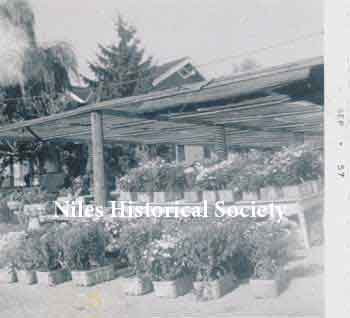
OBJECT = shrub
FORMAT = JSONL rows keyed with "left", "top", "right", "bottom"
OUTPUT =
{"left": 9, "top": 227, "right": 63, "bottom": 271}
{"left": 120, "top": 160, "right": 186, "bottom": 193}
{"left": 143, "top": 232, "right": 188, "bottom": 281}
{"left": 119, "top": 219, "right": 162, "bottom": 277}
{"left": 0, "top": 231, "right": 26, "bottom": 268}
{"left": 7, "top": 190, "right": 23, "bottom": 202}
{"left": 58, "top": 223, "right": 107, "bottom": 271}
{"left": 240, "top": 221, "right": 289, "bottom": 279}
{"left": 182, "top": 218, "right": 251, "bottom": 281}
{"left": 262, "top": 145, "right": 323, "bottom": 187}
{"left": 0, "top": 195, "right": 12, "bottom": 223}
{"left": 21, "top": 188, "right": 51, "bottom": 204}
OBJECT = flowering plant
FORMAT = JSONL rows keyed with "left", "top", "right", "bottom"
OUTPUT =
{"left": 120, "top": 160, "right": 186, "bottom": 192}
{"left": 0, "top": 231, "right": 26, "bottom": 268}
{"left": 57, "top": 223, "right": 107, "bottom": 271}
{"left": 7, "top": 190, "right": 23, "bottom": 202}
{"left": 7, "top": 226, "right": 64, "bottom": 272}
{"left": 119, "top": 219, "right": 162, "bottom": 277}
{"left": 143, "top": 233, "right": 188, "bottom": 281}
{"left": 241, "top": 220, "right": 289, "bottom": 279}
{"left": 183, "top": 218, "right": 250, "bottom": 282}
{"left": 262, "top": 145, "right": 323, "bottom": 187}
{"left": 21, "top": 188, "right": 50, "bottom": 204}
{"left": 104, "top": 219, "right": 124, "bottom": 253}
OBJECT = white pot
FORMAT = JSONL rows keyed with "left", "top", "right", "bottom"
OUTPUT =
{"left": 153, "top": 275, "right": 193, "bottom": 298}
{"left": 122, "top": 276, "right": 153, "bottom": 296}
{"left": 71, "top": 265, "right": 115, "bottom": 287}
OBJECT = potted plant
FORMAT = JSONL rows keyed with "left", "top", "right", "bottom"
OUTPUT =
{"left": 59, "top": 223, "right": 114, "bottom": 287}
{"left": 153, "top": 163, "right": 169, "bottom": 203}
{"left": 12, "top": 240, "right": 38, "bottom": 285}
{"left": 245, "top": 221, "right": 289, "bottom": 298}
{"left": 137, "top": 192, "right": 154, "bottom": 203}
{"left": 195, "top": 168, "right": 218, "bottom": 204}
{"left": 216, "top": 189, "right": 235, "bottom": 202}
{"left": 6, "top": 190, "right": 23, "bottom": 212}
{"left": 298, "top": 180, "right": 315, "bottom": 196}
{"left": 22, "top": 188, "right": 50, "bottom": 214}
{"left": 281, "top": 183, "right": 302, "bottom": 199}
{"left": 183, "top": 165, "right": 202, "bottom": 202}
{"left": 185, "top": 220, "right": 241, "bottom": 300}
{"left": 233, "top": 163, "right": 263, "bottom": 202}
{"left": 0, "top": 231, "right": 26, "bottom": 283}
{"left": 119, "top": 220, "right": 162, "bottom": 295}
{"left": 249, "top": 257, "right": 285, "bottom": 298}
{"left": 56, "top": 187, "right": 74, "bottom": 203}
{"left": 129, "top": 164, "right": 156, "bottom": 203}
{"left": 259, "top": 186, "right": 283, "bottom": 201}
{"left": 145, "top": 234, "right": 193, "bottom": 298}
{"left": 27, "top": 229, "right": 71, "bottom": 286}
{"left": 184, "top": 190, "right": 202, "bottom": 203}
{"left": 0, "top": 264, "right": 17, "bottom": 283}
{"left": 241, "top": 189, "right": 260, "bottom": 202}
{"left": 119, "top": 175, "right": 137, "bottom": 202}
{"left": 202, "top": 190, "right": 217, "bottom": 204}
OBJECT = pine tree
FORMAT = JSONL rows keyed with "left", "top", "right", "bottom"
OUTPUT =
{"left": 83, "top": 15, "right": 154, "bottom": 101}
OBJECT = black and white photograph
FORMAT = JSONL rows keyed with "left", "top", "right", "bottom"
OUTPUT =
{"left": 0, "top": 1, "right": 324, "bottom": 317}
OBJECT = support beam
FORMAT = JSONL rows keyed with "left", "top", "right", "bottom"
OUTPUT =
{"left": 91, "top": 111, "right": 107, "bottom": 207}
{"left": 214, "top": 125, "right": 227, "bottom": 160}
{"left": 9, "top": 156, "right": 14, "bottom": 187}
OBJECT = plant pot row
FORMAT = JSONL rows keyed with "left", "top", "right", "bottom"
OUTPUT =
{"left": 193, "top": 272, "right": 238, "bottom": 300}
{"left": 0, "top": 265, "right": 115, "bottom": 287}
{"left": 119, "top": 190, "right": 242, "bottom": 203}
{"left": 0, "top": 268, "right": 71, "bottom": 286}
{"left": 119, "top": 191, "right": 183, "bottom": 203}
{"left": 119, "top": 179, "right": 322, "bottom": 204}
{"left": 0, "top": 266, "right": 287, "bottom": 300}
{"left": 121, "top": 269, "right": 286, "bottom": 300}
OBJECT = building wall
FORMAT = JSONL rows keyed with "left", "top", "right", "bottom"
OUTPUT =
{"left": 184, "top": 145, "right": 205, "bottom": 165}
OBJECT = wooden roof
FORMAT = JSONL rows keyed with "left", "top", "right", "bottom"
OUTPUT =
{"left": 0, "top": 57, "right": 323, "bottom": 148}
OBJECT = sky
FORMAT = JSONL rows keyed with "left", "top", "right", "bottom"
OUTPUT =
{"left": 30, "top": 0, "right": 323, "bottom": 81}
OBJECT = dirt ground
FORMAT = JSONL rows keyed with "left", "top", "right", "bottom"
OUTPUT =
{"left": 0, "top": 245, "right": 323, "bottom": 318}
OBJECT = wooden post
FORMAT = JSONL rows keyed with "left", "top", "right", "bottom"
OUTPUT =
{"left": 86, "top": 141, "right": 93, "bottom": 189}
{"left": 175, "top": 145, "right": 180, "bottom": 163}
{"left": 214, "top": 125, "right": 227, "bottom": 160}
{"left": 91, "top": 111, "right": 107, "bottom": 207}
{"left": 9, "top": 156, "right": 14, "bottom": 187}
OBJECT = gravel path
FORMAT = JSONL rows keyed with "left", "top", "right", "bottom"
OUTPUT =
{"left": 0, "top": 246, "right": 323, "bottom": 318}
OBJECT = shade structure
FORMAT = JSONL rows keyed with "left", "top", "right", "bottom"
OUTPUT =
{"left": 0, "top": 56, "right": 323, "bottom": 148}
{"left": 0, "top": 56, "right": 324, "bottom": 206}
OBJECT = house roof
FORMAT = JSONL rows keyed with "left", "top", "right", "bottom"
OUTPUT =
{"left": 152, "top": 57, "right": 206, "bottom": 87}
{"left": 70, "top": 85, "right": 94, "bottom": 103}
{"left": 69, "top": 57, "right": 203, "bottom": 103}
{"left": 152, "top": 57, "right": 190, "bottom": 80}
{"left": 0, "top": 56, "right": 323, "bottom": 148}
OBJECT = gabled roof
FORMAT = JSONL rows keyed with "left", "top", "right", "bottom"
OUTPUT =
{"left": 69, "top": 57, "right": 204, "bottom": 103}
{"left": 152, "top": 57, "right": 206, "bottom": 87}
{"left": 70, "top": 85, "right": 94, "bottom": 104}
{"left": 152, "top": 57, "right": 189, "bottom": 80}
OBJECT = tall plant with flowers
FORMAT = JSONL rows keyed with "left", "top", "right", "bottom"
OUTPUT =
{"left": 240, "top": 220, "right": 289, "bottom": 279}
{"left": 119, "top": 219, "right": 162, "bottom": 277}
{"left": 143, "top": 231, "right": 188, "bottom": 281}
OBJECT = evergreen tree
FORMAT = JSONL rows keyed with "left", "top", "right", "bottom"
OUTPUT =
{"left": 83, "top": 15, "right": 159, "bottom": 189}
{"left": 83, "top": 15, "right": 155, "bottom": 101}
